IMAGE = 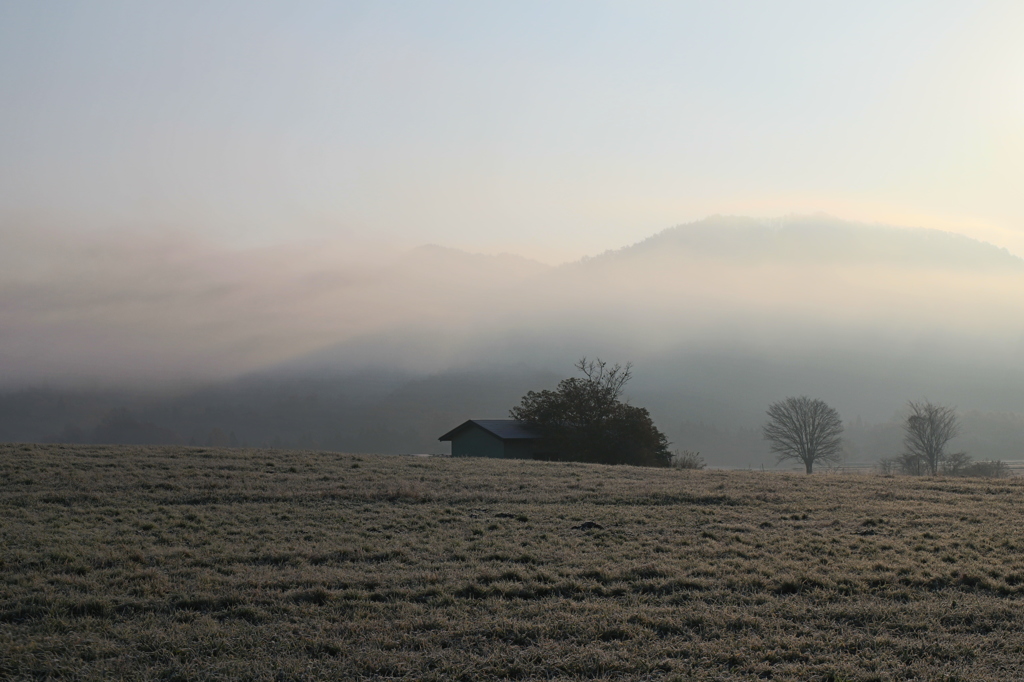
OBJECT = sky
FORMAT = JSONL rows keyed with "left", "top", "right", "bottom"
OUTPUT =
{"left": 2, "top": 1, "right": 1024, "bottom": 263}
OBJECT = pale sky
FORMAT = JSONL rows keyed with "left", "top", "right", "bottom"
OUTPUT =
{"left": 2, "top": 1, "right": 1024, "bottom": 262}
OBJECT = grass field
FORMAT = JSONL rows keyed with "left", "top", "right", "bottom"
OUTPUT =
{"left": 3, "top": 444, "right": 1024, "bottom": 680}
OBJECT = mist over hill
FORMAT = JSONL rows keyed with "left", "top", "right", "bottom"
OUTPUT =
{"left": 620, "top": 215, "right": 1024, "bottom": 270}
{"left": 2, "top": 216, "right": 1023, "bottom": 466}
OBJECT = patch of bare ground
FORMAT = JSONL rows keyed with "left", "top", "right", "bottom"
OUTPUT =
{"left": 3, "top": 444, "right": 1024, "bottom": 680}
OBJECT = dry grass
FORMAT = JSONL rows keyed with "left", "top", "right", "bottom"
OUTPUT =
{"left": 3, "top": 444, "right": 1024, "bottom": 680}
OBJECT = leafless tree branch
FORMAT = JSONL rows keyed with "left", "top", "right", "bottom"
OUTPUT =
{"left": 762, "top": 396, "right": 844, "bottom": 474}
{"left": 903, "top": 400, "right": 960, "bottom": 476}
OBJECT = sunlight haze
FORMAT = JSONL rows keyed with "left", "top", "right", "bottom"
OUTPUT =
{"left": 3, "top": 2, "right": 1023, "bottom": 261}
{"left": 2, "top": 2, "right": 1024, "bottom": 465}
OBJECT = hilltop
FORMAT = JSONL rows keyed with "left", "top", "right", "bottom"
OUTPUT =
{"left": 602, "top": 214, "right": 1023, "bottom": 270}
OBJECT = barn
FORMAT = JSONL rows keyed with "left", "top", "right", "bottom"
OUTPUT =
{"left": 438, "top": 419, "right": 541, "bottom": 459}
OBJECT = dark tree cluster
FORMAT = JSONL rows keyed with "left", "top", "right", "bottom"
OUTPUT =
{"left": 510, "top": 358, "right": 671, "bottom": 467}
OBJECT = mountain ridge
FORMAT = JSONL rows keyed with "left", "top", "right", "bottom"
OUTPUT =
{"left": 576, "top": 215, "right": 1023, "bottom": 271}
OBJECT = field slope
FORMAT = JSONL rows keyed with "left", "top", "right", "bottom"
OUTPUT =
{"left": 3, "top": 444, "right": 1024, "bottom": 680}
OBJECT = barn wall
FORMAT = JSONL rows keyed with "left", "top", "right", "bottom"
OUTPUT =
{"left": 503, "top": 439, "right": 538, "bottom": 460}
{"left": 450, "top": 426, "right": 505, "bottom": 458}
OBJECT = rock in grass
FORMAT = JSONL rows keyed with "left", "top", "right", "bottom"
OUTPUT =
{"left": 574, "top": 521, "right": 603, "bottom": 531}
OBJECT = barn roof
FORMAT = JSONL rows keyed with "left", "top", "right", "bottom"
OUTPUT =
{"left": 438, "top": 419, "right": 540, "bottom": 442}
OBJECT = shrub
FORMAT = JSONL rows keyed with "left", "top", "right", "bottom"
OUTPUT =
{"left": 877, "top": 458, "right": 898, "bottom": 476}
{"left": 671, "top": 450, "right": 705, "bottom": 470}
{"left": 897, "top": 453, "right": 926, "bottom": 476}
{"left": 959, "top": 460, "right": 1010, "bottom": 478}
{"left": 941, "top": 452, "right": 973, "bottom": 476}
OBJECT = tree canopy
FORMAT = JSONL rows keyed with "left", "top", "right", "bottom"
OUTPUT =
{"left": 509, "top": 358, "right": 671, "bottom": 467}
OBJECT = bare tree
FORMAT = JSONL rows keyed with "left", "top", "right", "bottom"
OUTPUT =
{"left": 762, "top": 396, "right": 844, "bottom": 474}
{"left": 903, "top": 400, "right": 960, "bottom": 476}
{"left": 574, "top": 357, "right": 632, "bottom": 400}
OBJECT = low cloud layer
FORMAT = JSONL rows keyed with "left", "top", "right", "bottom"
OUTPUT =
{"left": 2, "top": 216, "right": 1023, "bottom": 416}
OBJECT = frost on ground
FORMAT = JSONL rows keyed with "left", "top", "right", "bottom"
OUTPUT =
{"left": 3, "top": 443, "right": 1024, "bottom": 680}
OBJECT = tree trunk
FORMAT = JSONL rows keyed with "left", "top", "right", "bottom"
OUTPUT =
{"left": 805, "top": 461, "right": 813, "bottom": 475}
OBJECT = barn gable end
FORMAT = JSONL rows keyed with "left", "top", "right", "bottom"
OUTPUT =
{"left": 438, "top": 419, "right": 541, "bottom": 459}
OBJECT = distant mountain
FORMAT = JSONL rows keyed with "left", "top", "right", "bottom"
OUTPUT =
{"left": 277, "top": 213, "right": 1024, "bottom": 384}
{"left": 590, "top": 215, "right": 1024, "bottom": 271}
{"left": 402, "top": 244, "right": 550, "bottom": 278}
{"left": 4, "top": 215, "right": 1024, "bottom": 467}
